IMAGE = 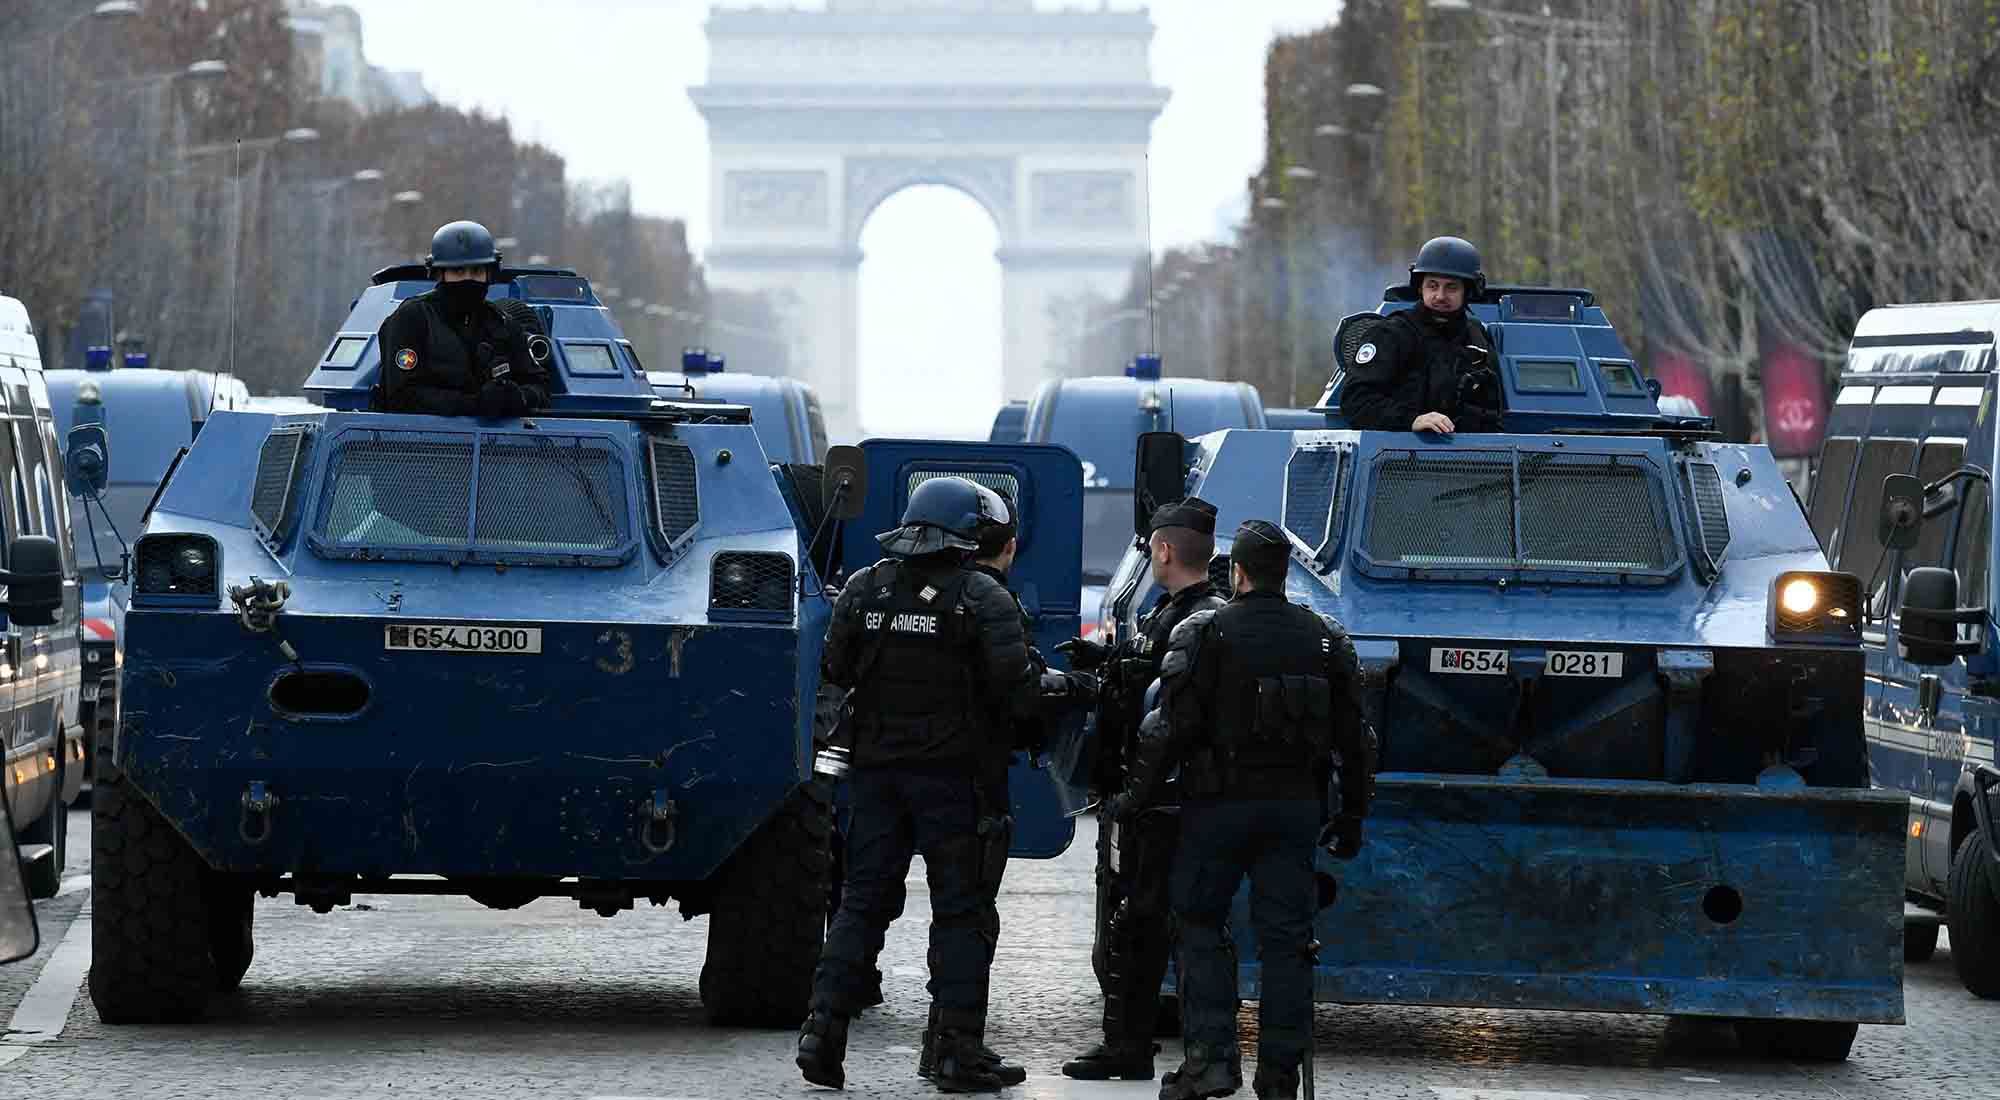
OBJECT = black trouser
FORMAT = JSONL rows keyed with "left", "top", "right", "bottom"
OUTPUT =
{"left": 814, "top": 766, "right": 1007, "bottom": 1027}
{"left": 1100, "top": 807, "right": 1181, "bottom": 1041}
{"left": 1171, "top": 798, "right": 1319, "bottom": 1068}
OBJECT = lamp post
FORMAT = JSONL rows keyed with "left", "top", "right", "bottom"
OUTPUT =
{"left": 1428, "top": 0, "right": 1624, "bottom": 282}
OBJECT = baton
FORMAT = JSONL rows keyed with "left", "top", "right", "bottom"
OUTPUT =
{"left": 1302, "top": 937, "right": 1321, "bottom": 1100}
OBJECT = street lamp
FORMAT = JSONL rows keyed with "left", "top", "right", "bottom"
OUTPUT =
{"left": 1284, "top": 166, "right": 1319, "bottom": 181}
{"left": 1314, "top": 123, "right": 1350, "bottom": 138}
{"left": 495, "top": 236, "right": 519, "bottom": 251}
{"left": 1344, "top": 83, "right": 1385, "bottom": 100}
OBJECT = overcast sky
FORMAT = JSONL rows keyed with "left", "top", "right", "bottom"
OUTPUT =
{"left": 337, "top": 0, "right": 1348, "bottom": 438}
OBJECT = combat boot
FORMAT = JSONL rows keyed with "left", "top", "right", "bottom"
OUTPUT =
{"left": 796, "top": 1005, "right": 851, "bottom": 1090}
{"left": 1158, "top": 1043, "right": 1243, "bottom": 1100}
{"left": 931, "top": 1022, "right": 1006, "bottom": 1094}
{"left": 921, "top": 1014, "right": 1027, "bottom": 1087}
{"left": 1061, "top": 1039, "right": 1158, "bottom": 1080}
{"left": 1252, "top": 1060, "right": 1300, "bottom": 1099}
{"left": 864, "top": 967, "right": 886, "bottom": 1008}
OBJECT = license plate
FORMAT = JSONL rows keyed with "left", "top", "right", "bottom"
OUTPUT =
{"left": 385, "top": 624, "right": 542, "bottom": 654}
{"left": 1548, "top": 650, "right": 1624, "bottom": 678}
{"left": 1430, "top": 647, "right": 1508, "bottom": 675}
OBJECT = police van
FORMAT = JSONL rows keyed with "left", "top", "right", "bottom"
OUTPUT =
{"left": 647, "top": 349, "right": 829, "bottom": 464}
{"left": 0, "top": 295, "right": 88, "bottom": 899}
{"left": 1813, "top": 299, "right": 2000, "bottom": 997}
{"left": 1022, "top": 356, "right": 1265, "bottom": 639}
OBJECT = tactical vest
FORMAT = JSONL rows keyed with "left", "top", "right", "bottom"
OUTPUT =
{"left": 1189, "top": 594, "right": 1335, "bottom": 800}
{"left": 847, "top": 561, "right": 982, "bottom": 765}
{"left": 410, "top": 293, "right": 515, "bottom": 396}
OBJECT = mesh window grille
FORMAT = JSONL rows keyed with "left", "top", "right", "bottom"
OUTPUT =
{"left": 1284, "top": 446, "right": 1342, "bottom": 555}
{"left": 250, "top": 427, "right": 310, "bottom": 541}
{"left": 315, "top": 429, "right": 632, "bottom": 561}
{"left": 906, "top": 469, "right": 1021, "bottom": 501}
{"left": 710, "top": 551, "right": 794, "bottom": 611}
{"left": 1686, "top": 462, "right": 1730, "bottom": 565}
{"left": 1364, "top": 450, "right": 1676, "bottom": 573}
{"left": 650, "top": 440, "right": 699, "bottom": 546}
{"left": 134, "top": 535, "right": 217, "bottom": 597}
{"left": 1365, "top": 451, "right": 1516, "bottom": 566}
{"left": 476, "top": 438, "right": 627, "bottom": 552}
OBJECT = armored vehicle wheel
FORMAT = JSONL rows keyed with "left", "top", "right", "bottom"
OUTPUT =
{"left": 21, "top": 743, "right": 67, "bottom": 899}
{"left": 207, "top": 879, "right": 256, "bottom": 992}
{"left": 1733, "top": 1019, "right": 1859, "bottom": 1061}
{"left": 89, "top": 771, "right": 216, "bottom": 1023}
{"left": 699, "top": 782, "right": 833, "bottom": 1027}
{"left": 1905, "top": 919, "right": 1940, "bottom": 963}
{"left": 1947, "top": 831, "right": 2000, "bottom": 998}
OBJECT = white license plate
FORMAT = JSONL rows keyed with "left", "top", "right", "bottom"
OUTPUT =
{"left": 1430, "top": 647, "right": 1508, "bottom": 675}
{"left": 385, "top": 624, "right": 542, "bottom": 655}
{"left": 1548, "top": 650, "right": 1624, "bottom": 678}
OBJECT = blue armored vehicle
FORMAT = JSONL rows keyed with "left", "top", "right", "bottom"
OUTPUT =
{"left": 81, "top": 263, "right": 1090, "bottom": 1026}
{"left": 987, "top": 400, "right": 1027, "bottom": 443}
{"left": 647, "top": 348, "right": 829, "bottom": 464}
{"left": 1813, "top": 299, "right": 2000, "bottom": 997}
{"left": 1102, "top": 284, "right": 1906, "bottom": 1060}
{"left": 49, "top": 356, "right": 251, "bottom": 783}
{"left": 1023, "top": 358, "right": 1265, "bottom": 643}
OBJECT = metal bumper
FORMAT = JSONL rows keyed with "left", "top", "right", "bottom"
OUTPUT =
{"left": 1229, "top": 774, "right": 1908, "bottom": 1024}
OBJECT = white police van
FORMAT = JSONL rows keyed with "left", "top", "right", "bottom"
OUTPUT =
{"left": 0, "top": 295, "right": 88, "bottom": 899}
{"left": 1813, "top": 299, "right": 2000, "bottom": 996}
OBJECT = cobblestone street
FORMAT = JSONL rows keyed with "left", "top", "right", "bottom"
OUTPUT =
{"left": 1, "top": 811, "right": 1990, "bottom": 1099}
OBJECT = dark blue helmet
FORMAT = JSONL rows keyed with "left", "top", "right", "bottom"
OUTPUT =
{"left": 1409, "top": 235, "right": 1484, "bottom": 297}
{"left": 877, "top": 476, "right": 1012, "bottom": 558}
{"left": 426, "top": 220, "right": 501, "bottom": 272}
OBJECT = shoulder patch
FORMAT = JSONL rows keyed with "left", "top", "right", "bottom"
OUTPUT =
{"left": 395, "top": 348, "right": 418, "bottom": 372}
{"left": 1355, "top": 342, "right": 1377, "bottom": 365}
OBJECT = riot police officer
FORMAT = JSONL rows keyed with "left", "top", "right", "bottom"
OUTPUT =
{"left": 798, "top": 477, "right": 1043, "bottom": 1093}
{"left": 375, "top": 220, "right": 552, "bottom": 417}
{"left": 1112, "top": 520, "right": 1373, "bottom": 1100}
{"left": 1340, "top": 235, "right": 1501, "bottom": 435}
{"left": 1056, "top": 496, "right": 1226, "bottom": 1082}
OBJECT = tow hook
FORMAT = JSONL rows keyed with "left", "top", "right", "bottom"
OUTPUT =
{"left": 640, "top": 789, "right": 678, "bottom": 855}
{"left": 239, "top": 780, "right": 278, "bottom": 845}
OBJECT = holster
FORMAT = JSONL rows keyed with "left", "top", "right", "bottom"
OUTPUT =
{"left": 973, "top": 778, "right": 1013, "bottom": 899}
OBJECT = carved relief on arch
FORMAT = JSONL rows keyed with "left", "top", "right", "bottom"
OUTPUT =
{"left": 724, "top": 170, "right": 831, "bottom": 230}
{"left": 1031, "top": 171, "right": 1135, "bottom": 231}
{"left": 843, "top": 156, "right": 1017, "bottom": 242}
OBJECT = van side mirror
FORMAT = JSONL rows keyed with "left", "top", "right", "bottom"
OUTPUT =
{"left": 822, "top": 445, "right": 867, "bottom": 520}
{"left": 0, "top": 535, "right": 63, "bottom": 627}
{"left": 1898, "top": 565, "right": 1984, "bottom": 666}
{"left": 65, "top": 423, "right": 109, "bottom": 497}
{"left": 1880, "top": 473, "right": 1923, "bottom": 552}
{"left": 0, "top": 790, "right": 37, "bottom": 964}
{"left": 1134, "top": 431, "right": 1189, "bottom": 536}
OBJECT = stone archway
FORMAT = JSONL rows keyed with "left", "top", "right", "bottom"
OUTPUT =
{"left": 691, "top": 0, "right": 1170, "bottom": 441}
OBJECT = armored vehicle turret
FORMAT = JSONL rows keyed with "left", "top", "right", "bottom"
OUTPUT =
{"left": 1100, "top": 285, "right": 1908, "bottom": 1060}
{"left": 84, "top": 264, "right": 1091, "bottom": 1027}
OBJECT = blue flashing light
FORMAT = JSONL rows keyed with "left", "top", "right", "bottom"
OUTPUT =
{"left": 1126, "top": 354, "right": 1162, "bottom": 381}
{"left": 84, "top": 345, "right": 114, "bottom": 371}
{"left": 122, "top": 351, "right": 149, "bottom": 370}
{"left": 682, "top": 346, "right": 711, "bottom": 374}
{"left": 707, "top": 353, "right": 726, "bottom": 373}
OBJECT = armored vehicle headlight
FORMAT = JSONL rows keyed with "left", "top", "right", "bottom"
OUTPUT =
{"left": 1770, "top": 570, "right": 1862, "bottom": 642}
{"left": 1780, "top": 577, "right": 1820, "bottom": 616}
{"left": 77, "top": 381, "right": 102, "bottom": 405}
{"left": 133, "top": 533, "right": 221, "bottom": 601}
{"left": 709, "top": 551, "right": 795, "bottom": 618}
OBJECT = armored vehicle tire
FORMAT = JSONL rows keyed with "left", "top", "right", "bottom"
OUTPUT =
{"left": 89, "top": 773, "right": 216, "bottom": 1023}
{"left": 1733, "top": 1019, "right": 1858, "bottom": 1062}
{"left": 1947, "top": 831, "right": 2000, "bottom": 998}
{"left": 699, "top": 781, "right": 833, "bottom": 1028}
{"left": 1905, "top": 919, "right": 1940, "bottom": 963}
{"left": 207, "top": 879, "right": 256, "bottom": 992}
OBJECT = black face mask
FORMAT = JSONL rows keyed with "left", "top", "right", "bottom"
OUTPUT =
{"left": 438, "top": 279, "right": 488, "bottom": 313}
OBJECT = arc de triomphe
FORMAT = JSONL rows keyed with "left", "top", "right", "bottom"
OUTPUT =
{"left": 690, "top": 0, "right": 1170, "bottom": 439}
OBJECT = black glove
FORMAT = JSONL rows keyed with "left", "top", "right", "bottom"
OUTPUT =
{"left": 1319, "top": 817, "right": 1363, "bottom": 861}
{"left": 1039, "top": 670, "right": 1076, "bottom": 698}
{"left": 1055, "top": 636, "right": 1111, "bottom": 671}
{"left": 477, "top": 378, "right": 529, "bottom": 418}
